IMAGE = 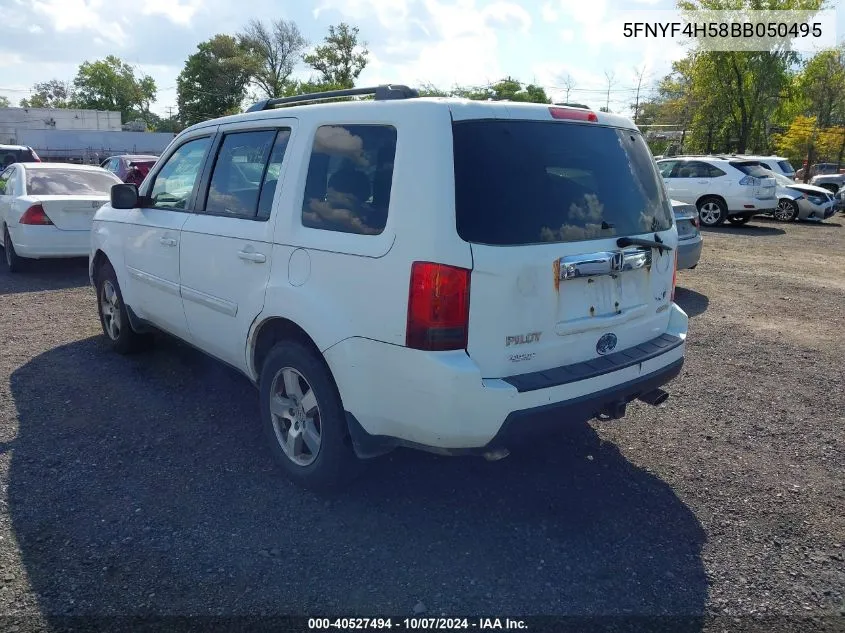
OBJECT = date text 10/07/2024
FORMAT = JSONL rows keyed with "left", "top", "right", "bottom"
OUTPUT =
{"left": 308, "top": 618, "right": 528, "bottom": 630}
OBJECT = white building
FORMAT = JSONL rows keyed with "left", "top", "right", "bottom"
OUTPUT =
{"left": 0, "top": 107, "right": 122, "bottom": 142}
{"left": 0, "top": 107, "right": 173, "bottom": 163}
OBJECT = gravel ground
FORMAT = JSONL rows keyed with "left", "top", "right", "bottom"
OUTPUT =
{"left": 0, "top": 215, "right": 843, "bottom": 632}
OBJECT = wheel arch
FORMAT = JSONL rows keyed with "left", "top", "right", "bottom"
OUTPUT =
{"left": 90, "top": 248, "right": 110, "bottom": 286}
{"left": 695, "top": 194, "right": 727, "bottom": 209}
{"left": 249, "top": 316, "right": 326, "bottom": 382}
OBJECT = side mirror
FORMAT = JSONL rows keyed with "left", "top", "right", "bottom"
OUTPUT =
{"left": 111, "top": 183, "right": 139, "bottom": 209}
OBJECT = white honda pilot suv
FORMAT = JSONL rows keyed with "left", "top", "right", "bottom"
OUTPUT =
{"left": 89, "top": 85, "right": 688, "bottom": 489}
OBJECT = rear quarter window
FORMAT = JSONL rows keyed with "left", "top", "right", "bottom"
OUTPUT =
{"left": 453, "top": 120, "right": 673, "bottom": 245}
{"left": 301, "top": 124, "right": 397, "bottom": 235}
{"left": 730, "top": 162, "right": 772, "bottom": 178}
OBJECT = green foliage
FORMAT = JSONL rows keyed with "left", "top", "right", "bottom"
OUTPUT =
{"left": 72, "top": 56, "right": 157, "bottom": 124}
{"left": 0, "top": 96, "right": 9, "bottom": 108}
{"left": 177, "top": 34, "right": 254, "bottom": 127}
{"left": 303, "top": 23, "right": 368, "bottom": 89}
{"left": 416, "top": 77, "right": 550, "bottom": 103}
{"left": 19, "top": 80, "right": 73, "bottom": 109}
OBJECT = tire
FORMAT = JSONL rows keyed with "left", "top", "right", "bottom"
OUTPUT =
{"left": 95, "top": 261, "right": 150, "bottom": 354}
{"left": 727, "top": 215, "right": 751, "bottom": 225}
{"left": 259, "top": 340, "right": 362, "bottom": 490}
{"left": 773, "top": 199, "right": 799, "bottom": 222}
{"left": 3, "top": 226, "right": 27, "bottom": 273}
{"left": 697, "top": 197, "right": 727, "bottom": 227}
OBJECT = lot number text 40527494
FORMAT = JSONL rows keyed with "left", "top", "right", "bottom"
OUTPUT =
{"left": 307, "top": 618, "right": 528, "bottom": 630}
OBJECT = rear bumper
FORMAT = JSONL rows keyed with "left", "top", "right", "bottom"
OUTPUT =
{"left": 7, "top": 224, "right": 90, "bottom": 259}
{"left": 485, "top": 357, "right": 683, "bottom": 451}
{"left": 727, "top": 196, "right": 775, "bottom": 215}
{"left": 677, "top": 236, "right": 702, "bottom": 270}
{"left": 327, "top": 304, "right": 689, "bottom": 456}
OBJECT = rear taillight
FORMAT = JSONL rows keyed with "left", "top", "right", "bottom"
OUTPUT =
{"left": 549, "top": 107, "right": 598, "bottom": 122}
{"left": 739, "top": 175, "right": 760, "bottom": 186}
{"left": 406, "top": 262, "right": 471, "bottom": 351}
{"left": 693, "top": 214, "right": 700, "bottom": 229}
{"left": 19, "top": 204, "right": 53, "bottom": 225}
{"left": 671, "top": 251, "right": 678, "bottom": 302}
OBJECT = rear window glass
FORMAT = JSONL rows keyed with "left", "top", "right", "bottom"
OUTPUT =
{"left": 453, "top": 121, "right": 672, "bottom": 245}
{"left": 25, "top": 168, "right": 120, "bottom": 196}
{"left": 730, "top": 162, "right": 771, "bottom": 178}
{"left": 777, "top": 160, "right": 794, "bottom": 173}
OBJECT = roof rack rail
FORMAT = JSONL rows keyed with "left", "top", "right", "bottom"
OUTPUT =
{"left": 245, "top": 84, "right": 419, "bottom": 113}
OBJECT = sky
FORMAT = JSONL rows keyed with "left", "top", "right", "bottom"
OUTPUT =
{"left": 0, "top": 0, "right": 842, "bottom": 118}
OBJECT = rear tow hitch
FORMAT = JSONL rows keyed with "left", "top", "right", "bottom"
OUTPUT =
{"left": 639, "top": 389, "right": 669, "bottom": 406}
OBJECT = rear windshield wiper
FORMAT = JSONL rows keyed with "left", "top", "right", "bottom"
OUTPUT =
{"left": 617, "top": 235, "right": 673, "bottom": 253}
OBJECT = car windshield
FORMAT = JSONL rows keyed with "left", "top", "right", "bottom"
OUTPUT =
{"left": 777, "top": 160, "right": 794, "bottom": 174}
{"left": 760, "top": 169, "right": 792, "bottom": 186}
{"left": 453, "top": 120, "right": 672, "bottom": 245}
{"left": 26, "top": 168, "right": 120, "bottom": 196}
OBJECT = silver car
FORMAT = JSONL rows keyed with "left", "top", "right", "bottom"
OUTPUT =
{"left": 673, "top": 200, "right": 702, "bottom": 270}
{"left": 764, "top": 170, "right": 837, "bottom": 222}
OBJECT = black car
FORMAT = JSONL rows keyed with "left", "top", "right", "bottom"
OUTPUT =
{"left": 0, "top": 144, "right": 41, "bottom": 169}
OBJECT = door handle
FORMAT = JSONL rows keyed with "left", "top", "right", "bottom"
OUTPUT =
{"left": 159, "top": 237, "right": 177, "bottom": 247}
{"left": 238, "top": 250, "right": 266, "bottom": 263}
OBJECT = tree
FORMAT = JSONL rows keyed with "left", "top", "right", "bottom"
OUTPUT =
{"left": 19, "top": 80, "right": 73, "bottom": 108}
{"left": 177, "top": 34, "right": 254, "bottom": 127}
{"left": 72, "top": 56, "right": 156, "bottom": 124}
{"left": 303, "top": 23, "right": 368, "bottom": 89}
{"left": 0, "top": 96, "right": 9, "bottom": 108}
{"left": 239, "top": 19, "right": 308, "bottom": 99}
{"left": 676, "top": 0, "right": 828, "bottom": 153}
{"left": 421, "top": 78, "right": 551, "bottom": 103}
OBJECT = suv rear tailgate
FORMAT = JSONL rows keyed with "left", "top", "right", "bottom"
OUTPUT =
{"left": 451, "top": 113, "right": 678, "bottom": 379}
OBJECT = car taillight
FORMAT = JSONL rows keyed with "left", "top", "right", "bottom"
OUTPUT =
{"left": 549, "top": 107, "right": 598, "bottom": 122}
{"left": 693, "top": 214, "right": 700, "bottom": 229}
{"left": 739, "top": 175, "right": 760, "bottom": 186}
{"left": 19, "top": 204, "right": 53, "bottom": 225}
{"left": 406, "top": 262, "right": 471, "bottom": 351}
{"left": 671, "top": 250, "right": 678, "bottom": 302}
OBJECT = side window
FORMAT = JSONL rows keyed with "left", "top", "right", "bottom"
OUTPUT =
{"left": 706, "top": 164, "right": 726, "bottom": 177}
{"left": 658, "top": 161, "right": 676, "bottom": 178}
{"left": 301, "top": 124, "right": 397, "bottom": 235}
{"left": 0, "top": 169, "right": 10, "bottom": 195}
{"left": 673, "top": 162, "right": 694, "bottom": 178}
{"left": 204, "top": 128, "right": 290, "bottom": 220}
{"left": 148, "top": 137, "right": 212, "bottom": 210}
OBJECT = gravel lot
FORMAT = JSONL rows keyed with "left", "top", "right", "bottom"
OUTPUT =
{"left": 0, "top": 215, "right": 843, "bottom": 631}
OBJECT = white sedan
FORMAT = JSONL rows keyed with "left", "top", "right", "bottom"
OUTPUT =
{"left": 0, "top": 162, "right": 121, "bottom": 272}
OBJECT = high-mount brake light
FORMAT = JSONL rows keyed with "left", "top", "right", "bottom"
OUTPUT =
{"left": 549, "top": 107, "right": 598, "bottom": 122}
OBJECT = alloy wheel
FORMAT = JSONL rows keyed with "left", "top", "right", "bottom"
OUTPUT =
{"left": 100, "top": 280, "right": 122, "bottom": 341}
{"left": 269, "top": 367, "right": 322, "bottom": 466}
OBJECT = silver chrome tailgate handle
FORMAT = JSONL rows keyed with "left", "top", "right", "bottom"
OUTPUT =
{"left": 558, "top": 247, "right": 652, "bottom": 281}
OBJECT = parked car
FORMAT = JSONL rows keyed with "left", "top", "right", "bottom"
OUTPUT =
{"left": 758, "top": 169, "right": 837, "bottom": 222}
{"left": 672, "top": 200, "right": 702, "bottom": 269}
{"left": 835, "top": 188, "right": 845, "bottom": 211}
{"left": 100, "top": 154, "right": 159, "bottom": 183}
{"left": 0, "top": 162, "right": 121, "bottom": 272}
{"left": 795, "top": 162, "right": 845, "bottom": 181}
{"left": 0, "top": 144, "right": 40, "bottom": 169}
{"left": 731, "top": 155, "right": 795, "bottom": 180}
{"left": 657, "top": 156, "right": 777, "bottom": 227}
{"left": 89, "top": 85, "right": 688, "bottom": 489}
{"left": 809, "top": 172, "right": 844, "bottom": 194}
